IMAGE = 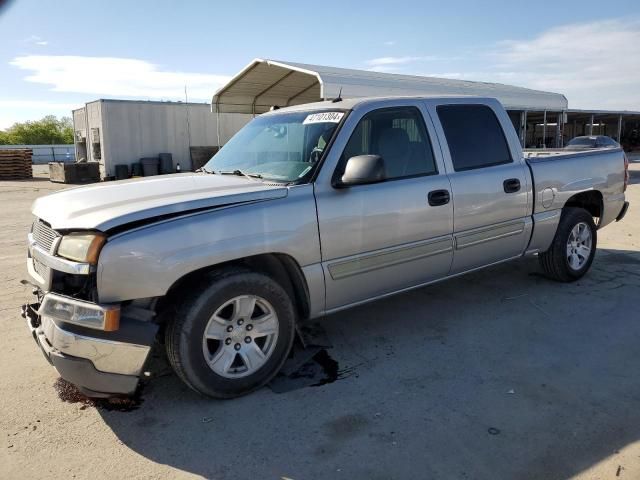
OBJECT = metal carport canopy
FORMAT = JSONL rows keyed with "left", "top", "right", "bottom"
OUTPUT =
{"left": 212, "top": 58, "right": 568, "bottom": 114}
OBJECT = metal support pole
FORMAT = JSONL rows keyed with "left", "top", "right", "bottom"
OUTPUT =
{"left": 589, "top": 114, "right": 594, "bottom": 136}
{"left": 216, "top": 108, "right": 221, "bottom": 149}
{"left": 519, "top": 111, "right": 526, "bottom": 147}
{"left": 522, "top": 111, "right": 527, "bottom": 148}
{"left": 532, "top": 122, "right": 536, "bottom": 148}
{"left": 617, "top": 115, "right": 623, "bottom": 142}
{"left": 556, "top": 112, "right": 562, "bottom": 148}
{"left": 542, "top": 110, "right": 547, "bottom": 148}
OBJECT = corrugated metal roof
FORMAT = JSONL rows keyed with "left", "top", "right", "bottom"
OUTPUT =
{"left": 212, "top": 58, "right": 568, "bottom": 114}
{"left": 567, "top": 108, "right": 640, "bottom": 115}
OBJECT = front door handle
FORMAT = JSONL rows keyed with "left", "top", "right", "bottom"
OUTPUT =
{"left": 428, "top": 189, "right": 450, "bottom": 206}
{"left": 503, "top": 178, "right": 521, "bottom": 193}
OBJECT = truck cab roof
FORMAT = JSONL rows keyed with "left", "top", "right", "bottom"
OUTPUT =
{"left": 262, "top": 95, "right": 501, "bottom": 115}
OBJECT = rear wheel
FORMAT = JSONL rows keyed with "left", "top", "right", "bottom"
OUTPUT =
{"left": 165, "top": 268, "right": 296, "bottom": 398}
{"left": 539, "top": 207, "right": 597, "bottom": 282}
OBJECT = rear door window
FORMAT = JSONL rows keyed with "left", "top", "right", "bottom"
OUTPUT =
{"left": 437, "top": 105, "right": 512, "bottom": 171}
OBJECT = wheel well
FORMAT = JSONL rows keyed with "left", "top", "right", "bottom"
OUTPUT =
{"left": 157, "top": 254, "right": 311, "bottom": 322}
{"left": 564, "top": 191, "right": 603, "bottom": 222}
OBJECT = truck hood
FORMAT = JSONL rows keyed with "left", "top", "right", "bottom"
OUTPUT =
{"left": 32, "top": 173, "right": 288, "bottom": 231}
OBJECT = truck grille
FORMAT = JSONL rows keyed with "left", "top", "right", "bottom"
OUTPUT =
{"left": 32, "top": 219, "right": 59, "bottom": 253}
{"left": 33, "top": 257, "right": 50, "bottom": 279}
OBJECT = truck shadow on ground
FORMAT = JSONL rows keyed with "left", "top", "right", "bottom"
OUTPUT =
{"left": 96, "top": 248, "right": 640, "bottom": 479}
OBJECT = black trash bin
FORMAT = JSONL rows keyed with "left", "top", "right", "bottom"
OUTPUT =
{"left": 140, "top": 157, "right": 160, "bottom": 176}
{"left": 159, "top": 153, "right": 173, "bottom": 174}
{"left": 115, "top": 164, "right": 129, "bottom": 180}
{"left": 131, "top": 162, "right": 142, "bottom": 177}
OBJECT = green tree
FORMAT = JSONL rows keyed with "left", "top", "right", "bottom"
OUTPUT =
{"left": 0, "top": 115, "right": 74, "bottom": 145}
{"left": 0, "top": 130, "right": 11, "bottom": 145}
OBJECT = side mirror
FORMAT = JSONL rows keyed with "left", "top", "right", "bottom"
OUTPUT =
{"left": 335, "top": 155, "right": 386, "bottom": 188}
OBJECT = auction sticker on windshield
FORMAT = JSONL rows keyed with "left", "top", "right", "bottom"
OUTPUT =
{"left": 303, "top": 112, "right": 344, "bottom": 124}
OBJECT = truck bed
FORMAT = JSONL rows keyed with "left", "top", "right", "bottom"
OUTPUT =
{"left": 524, "top": 148, "right": 615, "bottom": 161}
{"left": 525, "top": 147, "right": 626, "bottom": 228}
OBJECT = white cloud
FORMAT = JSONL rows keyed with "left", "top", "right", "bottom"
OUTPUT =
{"left": 0, "top": 100, "right": 79, "bottom": 110}
{"left": 486, "top": 19, "right": 640, "bottom": 109}
{"left": 0, "top": 100, "right": 79, "bottom": 129}
{"left": 367, "top": 56, "right": 435, "bottom": 66}
{"left": 363, "top": 19, "right": 640, "bottom": 110}
{"left": 25, "top": 35, "right": 48, "bottom": 46}
{"left": 9, "top": 55, "right": 231, "bottom": 101}
{"left": 383, "top": 40, "right": 396, "bottom": 46}
{"left": 365, "top": 56, "right": 438, "bottom": 73}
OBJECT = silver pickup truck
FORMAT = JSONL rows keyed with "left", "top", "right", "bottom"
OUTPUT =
{"left": 22, "top": 96, "right": 630, "bottom": 398}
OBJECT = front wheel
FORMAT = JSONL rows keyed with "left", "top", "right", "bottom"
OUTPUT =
{"left": 539, "top": 207, "right": 597, "bottom": 282}
{"left": 165, "top": 268, "right": 296, "bottom": 398}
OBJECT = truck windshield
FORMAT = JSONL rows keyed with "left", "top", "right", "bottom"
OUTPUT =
{"left": 204, "top": 110, "right": 345, "bottom": 182}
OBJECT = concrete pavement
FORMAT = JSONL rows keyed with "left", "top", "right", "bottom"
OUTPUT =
{"left": 1, "top": 165, "right": 639, "bottom": 479}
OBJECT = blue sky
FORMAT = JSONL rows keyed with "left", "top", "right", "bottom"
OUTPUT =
{"left": 0, "top": 0, "right": 639, "bottom": 128}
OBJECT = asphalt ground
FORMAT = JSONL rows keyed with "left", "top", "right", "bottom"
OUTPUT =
{"left": 1, "top": 164, "right": 639, "bottom": 479}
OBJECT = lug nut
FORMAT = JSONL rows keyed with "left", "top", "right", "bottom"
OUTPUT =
{"left": 225, "top": 338, "right": 231, "bottom": 345}
{"left": 237, "top": 319, "right": 244, "bottom": 326}
{"left": 226, "top": 325, "right": 233, "bottom": 332}
{"left": 244, "top": 336, "right": 252, "bottom": 343}
{"left": 234, "top": 343, "right": 241, "bottom": 351}
{"left": 246, "top": 324, "right": 253, "bottom": 331}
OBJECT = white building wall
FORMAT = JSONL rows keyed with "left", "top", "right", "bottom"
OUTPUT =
{"left": 85, "top": 101, "right": 106, "bottom": 176}
{"left": 72, "top": 108, "right": 86, "bottom": 137}
{"left": 89, "top": 100, "right": 251, "bottom": 177}
{"left": 71, "top": 107, "right": 88, "bottom": 162}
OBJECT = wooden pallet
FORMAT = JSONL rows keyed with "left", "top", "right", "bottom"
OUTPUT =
{"left": 0, "top": 149, "right": 33, "bottom": 180}
{"left": 0, "top": 167, "right": 32, "bottom": 172}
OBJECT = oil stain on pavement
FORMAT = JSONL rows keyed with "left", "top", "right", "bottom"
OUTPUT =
{"left": 53, "top": 378, "right": 143, "bottom": 412}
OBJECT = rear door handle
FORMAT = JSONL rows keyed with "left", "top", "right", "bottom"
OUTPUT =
{"left": 428, "top": 189, "right": 450, "bottom": 206}
{"left": 503, "top": 178, "right": 521, "bottom": 193}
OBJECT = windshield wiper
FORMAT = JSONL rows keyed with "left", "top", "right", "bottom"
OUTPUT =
{"left": 217, "top": 169, "right": 263, "bottom": 181}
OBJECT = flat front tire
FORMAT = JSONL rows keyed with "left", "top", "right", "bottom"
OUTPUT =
{"left": 165, "top": 268, "right": 296, "bottom": 398}
{"left": 539, "top": 207, "right": 597, "bottom": 282}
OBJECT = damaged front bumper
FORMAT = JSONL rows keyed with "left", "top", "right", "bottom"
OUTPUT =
{"left": 22, "top": 296, "right": 158, "bottom": 397}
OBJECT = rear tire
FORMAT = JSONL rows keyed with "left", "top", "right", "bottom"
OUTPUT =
{"left": 165, "top": 267, "right": 296, "bottom": 398}
{"left": 539, "top": 207, "right": 597, "bottom": 282}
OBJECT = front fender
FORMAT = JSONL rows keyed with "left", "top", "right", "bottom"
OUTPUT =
{"left": 97, "top": 185, "right": 321, "bottom": 303}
